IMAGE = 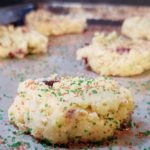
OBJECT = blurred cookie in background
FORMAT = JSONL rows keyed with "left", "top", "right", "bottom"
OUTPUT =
{"left": 0, "top": 25, "right": 48, "bottom": 58}
{"left": 77, "top": 31, "right": 150, "bottom": 76}
{"left": 25, "top": 9, "right": 87, "bottom": 36}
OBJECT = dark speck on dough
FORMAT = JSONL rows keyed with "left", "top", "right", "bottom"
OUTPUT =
{"left": 116, "top": 47, "right": 130, "bottom": 54}
{"left": 82, "top": 57, "right": 88, "bottom": 65}
{"left": 66, "top": 109, "right": 76, "bottom": 118}
{"left": 43, "top": 80, "right": 59, "bottom": 87}
{"left": 82, "top": 57, "right": 92, "bottom": 71}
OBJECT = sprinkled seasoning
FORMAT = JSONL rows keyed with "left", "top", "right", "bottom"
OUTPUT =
{"left": 28, "top": 128, "right": 32, "bottom": 133}
{"left": 143, "top": 131, "right": 150, "bottom": 136}
{"left": 19, "top": 91, "right": 26, "bottom": 97}
{"left": 0, "top": 31, "right": 149, "bottom": 150}
{"left": 0, "top": 114, "right": 3, "bottom": 120}
{"left": 92, "top": 90, "right": 97, "bottom": 94}
{"left": 11, "top": 141, "right": 22, "bottom": 148}
{"left": 41, "top": 88, "right": 49, "bottom": 92}
{"left": 35, "top": 77, "right": 112, "bottom": 102}
{"left": 38, "top": 94, "right": 42, "bottom": 97}
{"left": 17, "top": 73, "right": 25, "bottom": 82}
{"left": 147, "top": 102, "right": 150, "bottom": 105}
{"left": 45, "top": 103, "right": 48, "bottom": 107}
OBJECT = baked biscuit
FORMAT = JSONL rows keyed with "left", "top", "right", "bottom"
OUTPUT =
{"left": 0, "top": 25, "right": 48, "bottom": 58}
{"left": 8, "top": 75, "right": 134, "bottom": 144}
{"left": 26, "top": 9, "right": 87, "bottom": 36}
{"left": 77, "top": 32, "right": 150, "bottom": 76}
{"left": 122, "top": 16, "right": 150, "bottom": 40}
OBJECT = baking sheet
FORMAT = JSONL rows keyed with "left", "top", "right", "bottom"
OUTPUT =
{"left": 0, "top": 24, "right": 150, "bottom": 150}
{"left": 39, "top": 2, "right": 150, "bottom": 21}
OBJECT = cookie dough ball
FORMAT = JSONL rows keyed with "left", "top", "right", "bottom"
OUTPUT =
{"left": 8, "top": 75, "right": 134, "bottom": 144}
{"left": 0, "top": 25, "right": 48, "bottom": 58}
{"left": 25, "top": 9, "right": 87, "bottom": 36}
{"left": 122, "top": 16, "right": 150, "bottom": 40}
{"left": 77, "top": 31, "right": 150, "bottom": 76}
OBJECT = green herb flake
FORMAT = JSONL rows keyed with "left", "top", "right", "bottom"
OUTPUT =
{"left": 147, "top": 102, "right": 150, "bottom": 105}
{"left": 143, "top": 130, "right": 150, "bottom": 136}
{"left": 28, "top": 128, "right": 32, "bottom": 133}
{"left": 109, "top": 144, "right": 113, "bottom": 150}
{"left": 11, "top": 141, "right": 22, "bottom": 148}
{"left": 51, "top": 91, "right": 57, "bottom": 97}
{"left": 0, "top": 109, "right": 4, "bottom": 112}
{"left": 63, "top": 107, "right": 67, "bottom": 111}
{"left": 11, "top": 137, "right": 15, "bottom": 142}
{"left": 0, "top": 114, "right": 3, "bottom": 120}
{"left": 41, "top": 89, "right": 49, "bottom": 92}
{"left": 17, "top": 73, "right": 24, "bottom": 82}
{"left": 24, "top": 142, "right": 31, "bottom": 148}
{"left": 92, "top": 90, "right": 97, "bottom": 94}
{"left": 45, "top": 104, "right": 48, "bottom": 107}
{"left": 38, "top": 94, "right": 42, "bottom": 97}
{"left": 57, "top": 92, "right": 62, "bottom": 96}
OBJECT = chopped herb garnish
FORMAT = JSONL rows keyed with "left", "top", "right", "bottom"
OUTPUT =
{"left": 92, "top": 90, "right": 97, "bottom": 94}
{"left": 11, "top": 141, "right": 22, "bottom": 148}
{"left": 28, "top": 128, "right": 32, "bottom": 133}
{"left": 38, "top": 94, "right": 42, "bottom": 97}
{"left": 45, "top": 103, "right": 48, "bottom": 107}
{"left": 41, "top": 89, "right": 49, "bottom": 92}
{"left": 143, "top": 130, "right": 150, "bottom": 136}
{"left": 109, "top": 144, "right": 113, "bottom": 150}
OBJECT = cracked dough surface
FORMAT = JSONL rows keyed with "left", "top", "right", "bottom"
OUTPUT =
{"left": 25, "top": 9, "right": 87, "bottom": 36}
{"left": 8, "top": 75, "right": 134, "bottom": 144}
{"left": 0, "top": 25, "right": 48, "bottom": 58}
{"left": 77, "top": 32, "right": 150, "bottom": 76}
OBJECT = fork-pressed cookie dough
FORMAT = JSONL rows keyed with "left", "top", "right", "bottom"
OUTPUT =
{"left": 77, "top": 32, "right": 150, "bottom": 76}
{"left": 25, "top": 9, "right": 87, "bottom": 36}
{"left": 8, "top": 75, "right": 134, "bottom": 144}
{"left": 0, "top": 25, "right": 48, "bottom": 58}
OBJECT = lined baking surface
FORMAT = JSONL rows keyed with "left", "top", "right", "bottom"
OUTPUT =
{"left": 0, "top": 21, "right": 150, "bottom": 149}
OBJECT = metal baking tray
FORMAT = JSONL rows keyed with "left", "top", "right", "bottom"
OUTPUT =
{"left": 0, "top": 3, "right": 150, "bottom": 150}
{"left": 1, "top": 2, "right": 150, "bottom": 25}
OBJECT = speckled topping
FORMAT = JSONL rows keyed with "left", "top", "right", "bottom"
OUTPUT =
{"left": 8, "top": 75, "right": 134, "bottom": 144}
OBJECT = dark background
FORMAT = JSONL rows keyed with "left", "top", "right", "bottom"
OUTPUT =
{"left": 1, "top": 0, "right": 150, "bottom": 7}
